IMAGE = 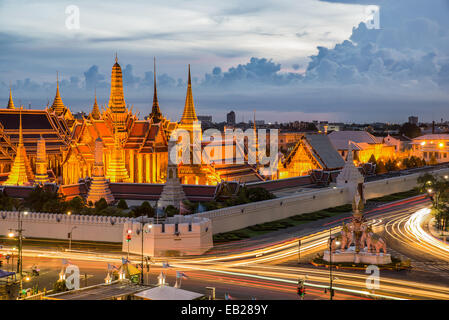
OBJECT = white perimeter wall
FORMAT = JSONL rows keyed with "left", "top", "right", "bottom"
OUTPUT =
{"left": 0, "top": 212, "right": 128, "bottom": 243}
{"left": 192, "top": 167, "right": 449, "bottom": 234}
{"left": 0, "top": 167, "right": 447, "bottom": 242}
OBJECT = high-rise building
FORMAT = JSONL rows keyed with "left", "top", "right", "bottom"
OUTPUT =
{"left": 227, "top": 111, "right": 235, "bottom": 125}
{"left": 408, "top": 116, "right": 418, "bottom": 125}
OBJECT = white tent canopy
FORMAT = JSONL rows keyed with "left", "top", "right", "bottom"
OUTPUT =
{"left": 134, "top": 285, "right": 203, "bottom": 300}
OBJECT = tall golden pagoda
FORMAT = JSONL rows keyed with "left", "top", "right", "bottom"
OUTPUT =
{"left": 90, "top": 90, "right": 101, "bottom": 120}
{"left": 176, "top": 65, "right": 214, "bottom": 184}
{"left": 180, "top": 64, "right": 198, "bottom": 125}
{"left": 7, "top": 86, "right": 15, "bottom": 109}
{"left": 35, "top": 135, "right": 50, "bottom": 184}
{"left": 50, "top": 73, "right": 67, "bottom": 115}
{"left": 105, "top": 127, "right": 129, "bottom": 183}
{"left": 107, "top": 54, "right": 128, "bottom": 134}
{"left": 4, "top": 108, "right": 34, "bottom": 186}
{"left": 149, "top": 57, "right": 163, "bottom": 123}
{"left": 87, "top": 137, "right": 114, "bottom": 204}
{"left": 178, "top": 64, "right": 202, "bottom": 145}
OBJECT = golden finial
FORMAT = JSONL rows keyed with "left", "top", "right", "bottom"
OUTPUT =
{"left": 188, "top": 64, "right": 191, "bottom": 86}
{"left": 115, "top": 52, "right": 118, "bottom": 63}
{"left": 180, "top": 64, "right": 197, "bottom": 124}
{"left": 19, "top": 106, "right": 23, "bottom": 146}
{"left": 7, "top": 81, "right": 15, "bottom": 109}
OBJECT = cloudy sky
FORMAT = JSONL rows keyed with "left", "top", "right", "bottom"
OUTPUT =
{"left": 1, "top": 0, "right": 449, "bottom": 123}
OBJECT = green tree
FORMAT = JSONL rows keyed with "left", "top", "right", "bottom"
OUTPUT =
{"left": 94, "top": 198, "right": 108, "bottom": 212}
{"left": 399, "top": 123, "right": 422, "bottom": 138}
{"left": 66, "top": 196, "right": 86, "bottom": 214}
{"left": 164, "top": 205, "right": 179, "bottom": 217}
{"left": 131, "top": 201, "right": 154, "bottom": 217}
{"left": 117, "top": 199, "right": 128, "bottom": 210}
{"left": 24, "top": 186, "right": 67, "bottom": 213}
{"left": 385, "top": 159, "right": 397, "bottom": 172}
{"left": 375, "top": 160, "right": 387, "bottom": 174}
{"left": 417, "top": 173, "right": 449, "bottom": 231}
{"left": 0, "top": 191, "right": 17, "bottom": 211}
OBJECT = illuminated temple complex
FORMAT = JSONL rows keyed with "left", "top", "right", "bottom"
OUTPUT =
{"left": 0, "top": 56, "right": 356, "bottom": 197}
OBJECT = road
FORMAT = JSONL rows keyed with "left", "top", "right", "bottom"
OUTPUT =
{"left": 2, "top": 194, "right": 449, "bottom": 300}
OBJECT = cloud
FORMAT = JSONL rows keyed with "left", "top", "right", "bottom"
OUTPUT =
{"left": 304, "top": 15, "right": 449, "bottom": 87}
{"left": 202, "top": 57, "right": 303, "bottom": 87}
{"left": 83, "top": 65, "right": 106, "bottom": 90}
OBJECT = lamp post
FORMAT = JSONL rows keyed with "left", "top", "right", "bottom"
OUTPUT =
{"left": 328, "top": 226, "right": 334, "bottom": 301}
{"left": 68, "top": 226, "right": 77, "bottom": 251}
{"left": 139, "top": 216, "right": 152, "bottom": 285}
{"left": 9, "top": 210, "right": 28, "bottom": 291}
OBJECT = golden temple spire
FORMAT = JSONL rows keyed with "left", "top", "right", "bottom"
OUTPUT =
{"left": 19, "top": 107, "right": 23, "bottom": 145}
{"left": 91, "top": 88, "right": 101, "bottom": 120}
{"left": 150, "top": 57, "right": 163, "bottom": 123}
{"left": 107, "top": 54, "right": 127, "bottom": 133}
{"left": 5, "top": 107, "right": 33, "bottom": 186}
{"left": 180, "top": 64, "right": 198, "bottom": 124}
{"left": 87, "top": 137, "right": 115, "bottom": 204}
{"left": 105, "top": 127, "right": 129, "bottom": 183}
{"left": 35, "top": 135, "right": 49, "bottom": 185}
{"left": 51, "top": 71, "right": 66, "bottom": 115}
{"left": 7, "top": 84, "right": 15, "bottom": 109}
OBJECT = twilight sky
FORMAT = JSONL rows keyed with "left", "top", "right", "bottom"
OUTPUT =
{"left": 1, "top": 0, "right": 449, "bottom": 123}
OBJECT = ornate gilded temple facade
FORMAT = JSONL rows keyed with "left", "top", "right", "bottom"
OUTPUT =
{"left": 0, "top": 57, "right": 264, "bottom": 188}
{"left": 0, "top": 56, "right": 347, "bottom": 190}
{"left": 62, "top": 56, "right": 176, "bottom": 185}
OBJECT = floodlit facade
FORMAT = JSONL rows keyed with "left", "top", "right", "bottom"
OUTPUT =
{"left": 411, "top": 134, "right": 449, "bottom": 163}
{"left": 0, "top": 57, "right": 353, "bottom": 188}
{"left": 328, "top": 131, "right": 396, "bottom": 164}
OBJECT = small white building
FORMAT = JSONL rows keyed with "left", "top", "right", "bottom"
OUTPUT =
{"left": 122, "top": 215, "right": 213, "bottom": 257}
{"left": 411, "top": 134, "right": 449, "bottom": 163}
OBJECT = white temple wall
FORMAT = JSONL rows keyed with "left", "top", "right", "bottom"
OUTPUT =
{"left": 0, "top": 212, "right": 127, "bottom": 242}
{"left": 193, "top": 167, "right": 449, "bottom": 234}
{"left": 122, "top": 216, "right": 213, "bottom": 256}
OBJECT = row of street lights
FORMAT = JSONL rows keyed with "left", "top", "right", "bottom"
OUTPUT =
{"left": 7, "top": 209, "right": 76, "bottom": 293}
{"left": 8, "top": 210, "right": 28, "bottom": 290}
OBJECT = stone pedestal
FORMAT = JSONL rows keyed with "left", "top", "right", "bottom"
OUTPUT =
{"left": 323, "top": 247, "right": 392, "bottom": 265}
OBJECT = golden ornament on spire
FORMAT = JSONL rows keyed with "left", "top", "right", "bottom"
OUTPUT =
{"left": 5, "top": 108, "right": 33, "bottom": 186}
{"left": 51, "top": 72, "right": 66, "bottom": 115}
{"left": 35, "top": 135, "right": 49, "bottom": 184}
{"left": 150, "top": 57, "right": 163, "bottom": 123}
{"left": 87, "top": 137, "right": 115, "bottom": 204}
{"left": 106, "top": 127, "right": 129, "bottom": 183}
{"left": 107, "top": 55, "right": 127, "bottom": 135}
{"left": 108, "top": 55, "right": 126, "bottom": 114}
{"left": 180, "top": 64, "right": 198, "bottom": 125}
{"left": 7, "top": 85, "right": 15, "bottom": 109}
{"left": 91, "top": 89, "right": 101, "bottom": 120}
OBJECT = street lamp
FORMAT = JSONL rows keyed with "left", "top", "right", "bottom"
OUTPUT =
{"left": 328, "top": 226, "right": 335, "bottom": 300}
{"left": 139, "top": 216, "right": 153, "bottom": 285}
{"left": 68, "top": 226, "right": 77, "bottom": 251}
{"left": 12, "top": 210, "right": 28, "bottom": 292}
